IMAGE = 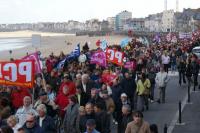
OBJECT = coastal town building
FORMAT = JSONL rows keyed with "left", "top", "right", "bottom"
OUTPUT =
{"left": 0, "top": 8, "right": 199, "bottom": 33}
{"left": 161, "top": 10, "right": 176, "bottom": 32}
{"left": 144, "top": 13, "right": 162, "bottom": 32}
{"left": 107, "top": 17, "right": 116, "bottom": 31}
{"left": 85, "top": 19, "right": 101, "bottom": 31}
{"left": 115, "top": 10, "right": 132, "bottom": 31}
{"left": 123, "top": 18, "right": 145, "bottom": 31}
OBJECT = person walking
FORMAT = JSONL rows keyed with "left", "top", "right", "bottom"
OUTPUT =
{"left": 125, "top": 111, "right": 151, "bottom": 133}
{"left": 136, "top": 73, "right": 151, "bottom": 111}
{"left": 63, "top": 95, "right": 79, "bottom": 133}
{"left": 177, "top": 57, "right": 186, "bottom": 86}
{"left": 155, "top": 66, "right": 169, "bottom": 103}
{"left": 186, "top": 58, "right": 193, "bottom": 88}
{"left": 191, "top": 55, "right": 199, "bottom": 90}
{"left": 161, "top": 51, "right": 170, "bottom": 73}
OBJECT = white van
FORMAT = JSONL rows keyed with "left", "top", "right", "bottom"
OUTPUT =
{"left": 192, "top": 46, "right": 200, "bottom": 63}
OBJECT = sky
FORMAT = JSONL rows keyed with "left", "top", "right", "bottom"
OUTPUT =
{"left": 0, "top": 0, "right": 200, "bottom": 24}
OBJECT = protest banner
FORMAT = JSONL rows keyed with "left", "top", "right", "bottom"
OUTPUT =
{"left": 124, "top": 61, "right": 136, "bottom": 70}
{"left": 106, "top": 49, "right": 124, "bottom": 66}
{"left": 22, "top": 52, "right": 42, "bottom": 74}
{"left": 0, "top": 60, "right": 34, "bottom": 88}
{"left": 90, "top": 51, "right": 107, "bottom": 67}
{"left": 179, "top": 32, "right": 192, "bottom": 39}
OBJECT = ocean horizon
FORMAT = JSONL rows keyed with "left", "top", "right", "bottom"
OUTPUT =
{"left": 0, "top": 37, "right": 31, "bottom": 52}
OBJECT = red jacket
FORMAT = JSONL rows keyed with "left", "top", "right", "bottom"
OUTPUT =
{"left": 11, "top": 88, "right": 31, "bottom": 109}
{"left": 55, "top": 91, "right": 69, "bottom": 117}
{"left": 58, "top": 81, "right": 76, "bottom": 95}
{"left": 46, "top": 59, "right": 54, "bottom": 73}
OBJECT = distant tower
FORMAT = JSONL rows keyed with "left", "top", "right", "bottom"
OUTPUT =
{"left": 176, "top": 0, "right": 179, "bottom": 12}
{"left": 164, "top": 0, "right": 167, "bottom": 11}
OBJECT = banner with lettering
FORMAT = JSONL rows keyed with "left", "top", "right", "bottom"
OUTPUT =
{"left": 0, "top": 60, "right": 34, "bottom": 88}
{"left": 124, "top": 61, "right": 136, "bottom": 70}
{"left": 179, "top": 32, "right": 192, "bottom": 39}
{"left": 90, "top": 51, "right": 107, "bottom": 67}
{"left": 106, "top": 49, "right": 124, "bottom": 66}
{"left": 22, "top": 52, "right": 42, "bottom": 74}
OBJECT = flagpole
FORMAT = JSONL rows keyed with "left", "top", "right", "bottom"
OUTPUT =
{"left": 32, "top": 86, "right": 35, "bottom": 105}
{"left": 41, "top": 73, "right": 47, "bottom": 91}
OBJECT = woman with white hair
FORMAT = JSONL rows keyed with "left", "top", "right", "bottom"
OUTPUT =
{"left": 7, "top": 115, "right": 21, "bottom": 133}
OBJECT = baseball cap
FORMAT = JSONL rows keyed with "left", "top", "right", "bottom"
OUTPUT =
{"left": 121, "top": 93, "right": 127, "bottom": 97}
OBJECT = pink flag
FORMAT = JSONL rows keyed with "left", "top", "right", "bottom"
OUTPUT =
{"left": 124, "top": 61, "right": 136, "bottom": 70}
{"left": 22, "top": 52, "right": 42, "bottom": 74}
{"left": 90, "top": 51, "right": 107, "bottom": 67}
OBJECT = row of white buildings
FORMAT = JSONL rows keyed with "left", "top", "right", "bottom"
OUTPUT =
{"left": 0, "top": 19, "right": 110, "bottom": 32}
{"left": 110, "top": 8, "right": 200, "bottom": 32}
{"left": 0, "top": 8, "right": 200, "bottom": 33}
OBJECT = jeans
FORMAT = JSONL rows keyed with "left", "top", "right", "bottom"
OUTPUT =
{"left": 150, "top": 84, "right": 155, "bottom": 100}
{"left": 179, "top": 71, "right": 186, "bottom": 85}
{"left": 137, "top": 95, "right": 149, "bottom": 111}
{"left": 159, "top": 87, "right": 166, "bottom": 103}
{"left": 171, "top": 64, "right": 176, "bottom": 72}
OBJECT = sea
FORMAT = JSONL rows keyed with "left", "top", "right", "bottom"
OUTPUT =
{"left": 0, "top": 37, "right": 32, "bottom": 52}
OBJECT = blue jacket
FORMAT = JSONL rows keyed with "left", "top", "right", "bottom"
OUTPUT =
{"left": 36, "top": 116, "right": 56, "bottom": 133}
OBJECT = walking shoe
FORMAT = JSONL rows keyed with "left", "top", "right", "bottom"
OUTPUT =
{"left": 113, "top": 120, "right": 118, "bottom": 125}
{"left": 157, "top": 99, "right": 160, "bottom": 104}
{"left": 150, "top": 100, "right": 154, "bottom": 103}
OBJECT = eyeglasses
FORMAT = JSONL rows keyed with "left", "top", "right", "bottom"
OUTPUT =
{"left": 26, "top": 120, "right": 34, "bottom": 123}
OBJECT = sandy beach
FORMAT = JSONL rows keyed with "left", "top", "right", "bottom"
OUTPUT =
{"left": 0, "top": 30, "right": 72, "bottom": 38}
{"left": 0, "top": 31, "right": 126, "bottom": 61}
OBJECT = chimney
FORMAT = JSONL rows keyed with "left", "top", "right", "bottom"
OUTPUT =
{"left": 176, "top": 0, "right": 179, "bottom": 12}
{"left": 164, "top": 0, "right": 167, "bottom": 11}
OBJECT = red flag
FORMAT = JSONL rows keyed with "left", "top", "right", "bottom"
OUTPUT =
{"left": 96, "top": 40, "right": 101, "bottom": 47}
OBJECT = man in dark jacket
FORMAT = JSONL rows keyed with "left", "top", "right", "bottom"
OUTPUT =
{"left": 147, "top": 67, "right": 156, "bottom": 101}
{"left": 79, "top": 103, "right": 95, "bottom": 132}
{"left": 88, "top": 89, "right": 106, "bottom": 110}
{"left": 118, "top": 105, "right": 132, "bottom": 133}
{"left": 75, "top": 86, "right": 88, "bottom": 106}
{"left": 111, "top": 79, "right": 123, "bottom": 123}
{"left": 23, "top": 115, "right": 42, "bottom": 133}
{"left": 94, "top": 103, "right": 110, "bottom": 133}
{"left": 191, "top": 55, "right": 199, "bottom": 90}
{"left": 186, "top": 58, "right": 193, "bottom": 87}
{"left": 177, "top": 58, "right": 186, "bottom": 86}
{"left": 85, "top": 103, "right": 95, "bottom": 120}
{"left": 36, "top": 104, "right": 56, "bottom": 133}
{"left": 120, "top": 72, "right": 136, "bottom": 109}
{"left": 46, "top": 70, "right": 58, "bottom": 92}
{"left": 81, "top": 74, "right": 96, "bottom": 98}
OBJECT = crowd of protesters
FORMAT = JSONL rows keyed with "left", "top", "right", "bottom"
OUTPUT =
{"left": 0, "top": 32, "right": 200, "bottom": 133}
